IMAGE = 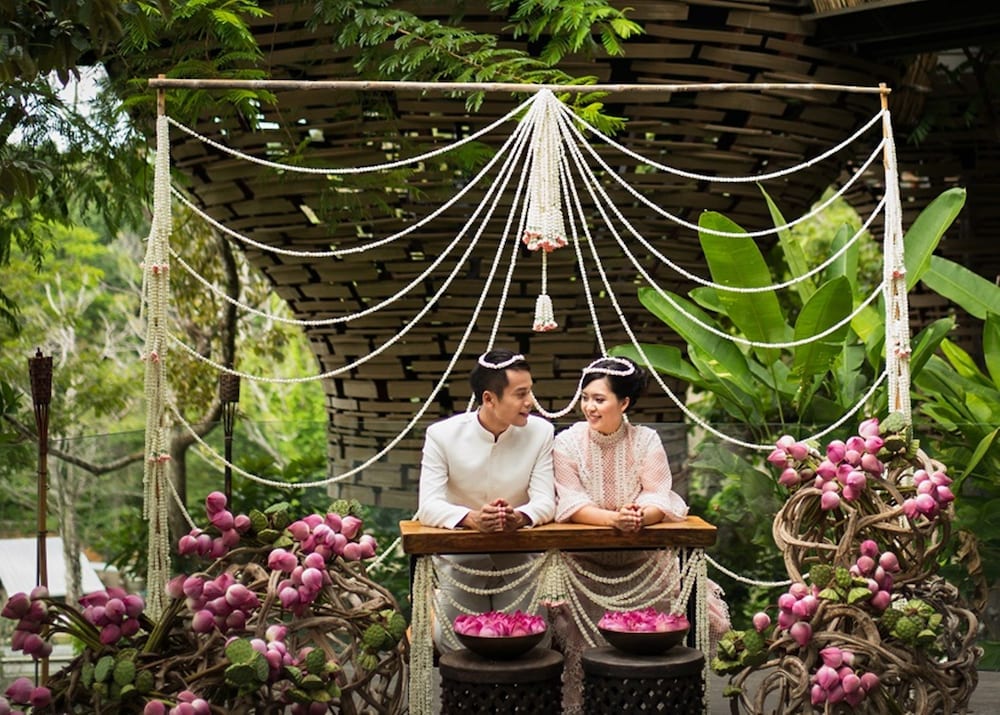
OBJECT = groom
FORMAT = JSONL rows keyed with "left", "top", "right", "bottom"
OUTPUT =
{"left": 416, "top": 349, "right": 555, "bottom": 641}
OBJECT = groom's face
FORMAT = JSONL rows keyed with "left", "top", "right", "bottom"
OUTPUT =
{"left": 484, "top": 369, "right": 534, "bottom": 429}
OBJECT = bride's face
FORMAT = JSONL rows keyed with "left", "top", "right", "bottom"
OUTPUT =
{"left": 580, "top": 377, "right": 629, "bottom": 435}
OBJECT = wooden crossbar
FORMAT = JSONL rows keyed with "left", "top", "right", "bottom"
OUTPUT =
{"left": 399, "top": 517, "right": 717, "bottom": 554}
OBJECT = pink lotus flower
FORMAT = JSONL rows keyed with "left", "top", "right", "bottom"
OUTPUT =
{"left": 752, "top": 612, "right": 771, "bottom": 632}
{"left": 790, "top": 621, "right": 813, "bottom": 647}
{"left": 597, "top": 608, "right": 688, "bottom": 634}
{"left": 820, "top": 491, "right": 841, "bottom": 511}
{"left": 858, "top": 417, "right": 880, "bottom": 438}
{"left": 454, "top": 610, "right": 547, "bottom": 637}
{"left": 205, "top": 491, "right": 227, "bottom": 516}
{"left": 5, "top": 678, "right": 32, "bottom": 704}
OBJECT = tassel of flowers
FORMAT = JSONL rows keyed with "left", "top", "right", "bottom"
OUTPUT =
{"left": 142, "top": 110, "right": 173, "bottom": 619}
{"left": 523, "top": 90, "right": 566, "bottom": 331}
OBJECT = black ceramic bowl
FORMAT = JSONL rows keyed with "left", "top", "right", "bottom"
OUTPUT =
{"left": 598, "top": 626, "right": 688, "bottom": 656}
{"left": 455, "top": 631, "right": 546, "bottom": 659}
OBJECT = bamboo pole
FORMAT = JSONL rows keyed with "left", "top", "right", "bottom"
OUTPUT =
{"left": 147, "top": 78, "right": 891, "bottom": 95}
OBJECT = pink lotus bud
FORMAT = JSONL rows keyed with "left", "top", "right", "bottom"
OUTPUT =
{"left": 790, "top": 621, "right": 812, "bottom": 647}
{"left": 827, "top": 684, "right": 846, "bottom": 704}
{"left": 859, "top": 540, "right": 878, "bottom": 558}
{"left": 879, "top": 552, "right": 900, "bottom": 572}
{"left": 303, "top": 552, "right": 326, "bottom": 570}
{"left": 866, "top": 578, "right": 879, "bottom": 594}
{"left": 815, "top": 664, "right": 839, "bottom": 690}
{"left": 279, "top": 587, "right": 300, "bottom": 610}
{"left": 820, "top": 491, "right": 841, "bottom": 510}
{"left": 173, "top": 703, "right": 196, "bottom": 715}
{"left": 788, "top": 442, "right": 809, "bottom": 461}
{"left": 5, "top": 678, "right": 33, "bottom": 705}
{"left": 826, "top": 440, "right": 846, "bottom": 463}
{"left": 776, "top": 435, "right": 796, "bottom": 449}
{"left": 195, "top": 533, "right": 213, "bottom": 555}
{"left": 930, "top": 470, "right": 952, "bottom": 486}
{"left": 841, "top": 485, "right": 859, "bottom": 501}
{"left": 22, "top": 633, "right": 46, "bottom": 657}
{"left": 870, "top": 590, "right": 892, "bottom": 611}
{"left": 221, "top": 528, "right": 241, "bottom": 548}
{"left": 123, "top": 594, "right": 144, "bottom": 619}
{"left": 311, "top": 523, "right": 332, "bottom": 543}
{"left": 234, "top": 514, "right": 252, "bottom": 533}
{"left": 266, "top": 624, "right": 287, "bottom": 642}
{"left": 860, "top": 672, "right": 880, "bottom": 692}
{"left": 341, "top": 515, "right": 363, "bottom": 540}
{"left": 844, "top": 449, "right": 862, "bottom": 466}
{"left": 1, "top": 593, "right": 31, "bottom": 621}
{"left": 855, "top": 556, "right": 875, "bottom": 575}
{"left": 225, "top": 610, "right": 247, "bottom": 630}
{"left": 914, "top": 493, "right": 938, "bottom": 516}
{"left": 177, "top": 534, "right": 199, "bottom": 556}
{"left": 209, "top": 537, "right": 227, "bottom": 559}
{"left": 144, "top": 701, "right": 167, "bottom": 715}
{"left": 858, "top": 417, "right": 880, "bottom": 438}
{"left": 105, "top": 598, "right": 126, "bottom": 622}
{"left": 121, "top": 618, "right": 140, "bottom": 638}
{"left": 811, "top": 683, "right": 826, "bottom": 706}
{"left": 301, "top": 568, "right": 324, "bottom": 591}
{"left": 777, "top": 611, "right": 797, "bottom": 630}
{"left": 28, "top": 586, "right": 48, "bottom": 601}
{"left": 100, "top": 624, "right": 122, "bottom": 645}
{"left": 190, "top": 699, "right": 211, "bottom": 715}
{"left": 861, "top": 453, "right": 885, "bottom": 476}
{"left": 778, "top": 468, "right": 801, "bottom": 488}
{"left": 358, "top": 540, "right": 376, "bottom": 559}
{"left": 766, "top": 449, "right": 788, "bottom": 469}
{"left": 864, "top": 436, "right": 884, "bottom": 454}
{"left": 820, "top": 646, "right": 843, "bottom": 668}
{"left": 841, "top": 650, "right": 855, "bottom": 666}
{"left": 192, "top": 610, "right": 216, "bottom": 634}
{"left": 842, "top": 673, "right": 862, "bottom": 694}
{"left": 268, "top": 549, "right": 297, "bottom": 573}
{"left": 342, "top": 542, "right": 362, "bottom": 561}
{"left": 166, "top": 575, "right": 186, "bottom": 600}
{"left": 210, "top": 510, "right": 235, "bottom": 531}
{"left": 205, "top": 491, "right": 227, "bottom": 516}
{"left": 331, "top": 533, "right": 348, "bottom": 555}
{"left": 302, "top": 514, "right": 323, "bottom": 528}
{"left": 816, "top": 459, "right": 838, "bottom": 479}
{"left": 799, "top": 595, "right": 819, "bottom": 617}
{"left": 917, "top": 479, "right": 934, "bottom": 495}
{"left": 790, "top": 582, "right": 810, "bottom": 598}
{"left": 225, "top": 584, "right": 252, "bottom": 608}
{"left": 325, "top": 513, "right": 343, "bottom": 532}
{"left": 821, "top": 479, "right": 840, "bottom": 492}
{"left": 178, "top": 690, "right": 197, "bottom": 703}
{"left": 313, "top": 544, "right": 333, "bottom": 560}
{"left": 846, "top": 471, "right": 867, "bottom": 490}
{"left": 792, "top": 600, "right": 811, "bottom": 619}
{"left": 752, "top": 612, "right": 771, "bottom": 632}
{"left": 29, "top": 686, "right": 51, "bottom": 708}
{"left": 902, "top": 498, "right": 920, "bottom": 519}
{"left": 936, "top": 486, "right": 955, "bottom": 504}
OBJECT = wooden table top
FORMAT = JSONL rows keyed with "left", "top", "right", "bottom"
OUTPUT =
{"left": 399, "top": 517, "right": 717, "bottom": 555}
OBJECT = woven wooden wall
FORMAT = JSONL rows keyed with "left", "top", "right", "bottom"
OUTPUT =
{"left": 169, "top": 0, "right": 914, "bottom": 509}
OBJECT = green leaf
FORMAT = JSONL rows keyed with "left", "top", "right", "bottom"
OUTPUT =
{"left": 986, "top": 314, "right": 1000, "bottom": 389}
{"left": 921, "top": 256, "right": 1000, "bottom": 320}
{"left": 909, "top": 316, "right": 955, "bottom": 379}
{"left": 825, "top": 224, "right": 858, "bottom": 293}
{"left": 608, "top": 343, "right": 705, "bottom": 386}
{"left": 954, "top": 428, "right": 999, "bottom": 489}
{"left": 637, "top": 286, "right": 758, "bottom": 396}
{"left": 762, "top": 186, "right": 815, "bottom": 303}
{"left": 698, "top": 212, "right": 790, "bottom": 363}
{"left": 791, "top": 276, "right": 852, "bottom": 380}
{"left": 940, "top": 339, "right": 987, "bottom": 381}
{"left": 904, "top": 187, "right": 966, "bottom": 290}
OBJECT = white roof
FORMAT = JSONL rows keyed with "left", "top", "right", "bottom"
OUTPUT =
{"left": 0, "top": 537, "right": 106, "bottom": 599}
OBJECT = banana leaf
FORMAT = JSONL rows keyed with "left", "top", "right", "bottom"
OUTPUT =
{"left": 698, "top": 212, "right": 790, "bottom": 364}
{"left": 986, "top": 314, "right": 1000, "bottom": 390}
{"left": 921, "top": 255, "right": 1000, "bottom": 320}
{"left": 903, "top": 187, "right": 966, "bottom": 291}
{"left": 762, "top": 186, "right": 815, "bottom": 303}
{"left": 791, "top": 276, "right": 852, "bottom": 380}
